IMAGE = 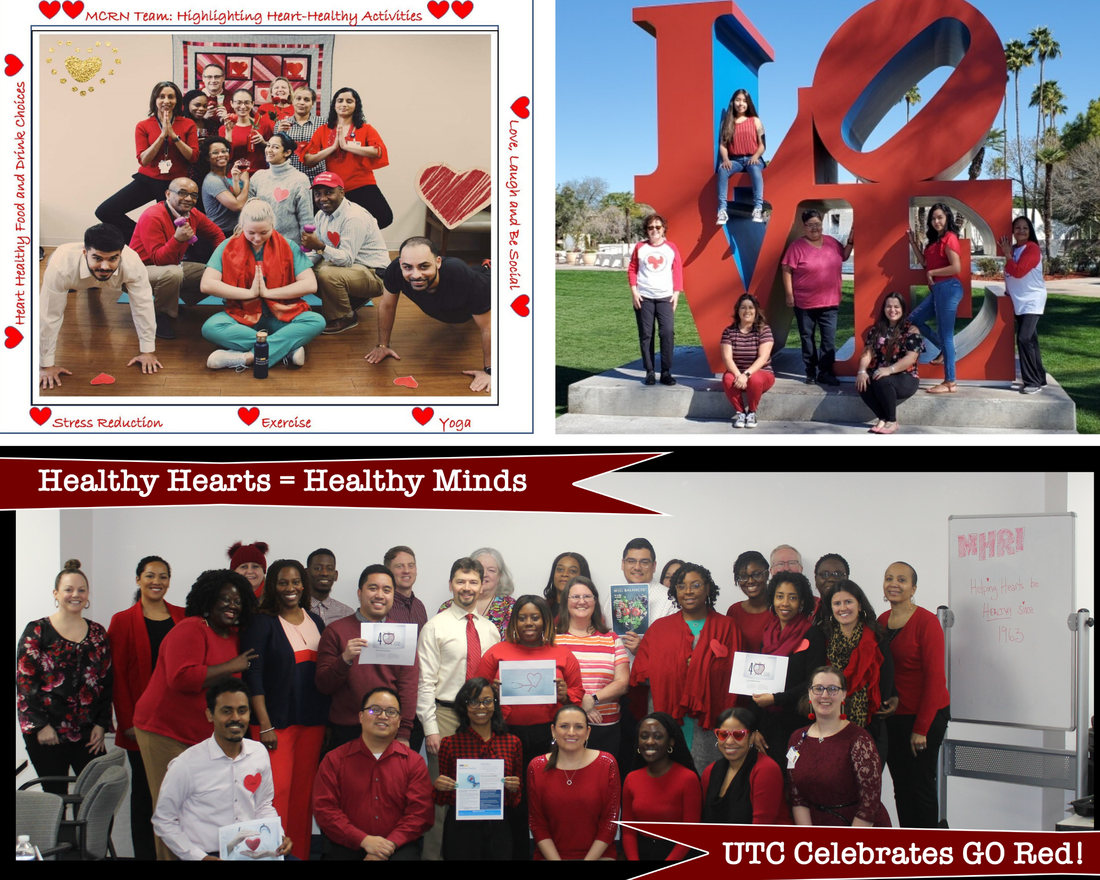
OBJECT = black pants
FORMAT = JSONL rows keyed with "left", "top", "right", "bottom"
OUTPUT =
{"left": 126, "top": 749, "right": 157, "bottom": 860}
{"left": 23, "top": 733, "right": 97, "bottom": 796}
{"left": 441, "top": 806, "right": 512, "bottom": 860}
{"left": 409, "top": 716, "right": 425, "bottom": 756}
{"left": 1015, "top": 314, "right": 1047, "bottom": 388}
{"left": 635, "top": 297, "right": 675, "bottom": 374}
{"left": 345, "top": 184, "right": 393, "bottom": 229}
{"left": 794, "top": 305, "right": 838, "bottom": 377}
{"left": 586, "top": 721, "right": 620, "bottom": 763}
{"left": 885, "top": 707, "right": 950, "bottom": 827}
{"left": 506, "top": 722, "right": 552, "bottom": 860}
{"left": 859, "top": 371, "right": 919, "bottom": 422}
{"left": 95, "top": 173, "right": 170, "bottom": 242}
{"left": 321, "top": 837, "right": 422, "bottom": 860}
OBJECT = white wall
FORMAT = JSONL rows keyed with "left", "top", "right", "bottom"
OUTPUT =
{"left": 15, "top": 470, "right": 1094, "bottom": 842}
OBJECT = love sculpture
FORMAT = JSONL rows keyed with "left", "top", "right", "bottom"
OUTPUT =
{"left": 633, "top": 0, "right": 1016, "bottom": 380}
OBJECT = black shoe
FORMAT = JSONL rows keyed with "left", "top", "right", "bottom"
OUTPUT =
{"left": 643, "top": 372, "right": 656, "bottom": 385}
{"left": 348, "top": 296, "right": 369, "bottom": 312}
{"left": 660, "top": 372, "right": 676, "bottom": 386}
{"left": 155, "top": 312, "right": 177, "bottom": 340}
{"left": 817, "top": 372, "right": 840, "bottom": 386}
{"left": 804, "top": 373, "right": 816, "bottom": 385}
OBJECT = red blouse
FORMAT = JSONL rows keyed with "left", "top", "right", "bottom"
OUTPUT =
{"left": 134, "top": 116, "right": 199, "bottom": 180}
{"left": 305, "top": 123, "right": 389, "bottom": 190}
{"left": 527, "top": 752, "right": 620, "bottom": 860}
{"left": 621, "top": 763, "right": 702, "bottom": 859}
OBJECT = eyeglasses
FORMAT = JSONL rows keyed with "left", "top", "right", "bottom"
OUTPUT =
{"left": 363, "top": 706, "right": 400, "bottom": 718}
{"left": 466, "top": 697, "right": 495, "bottom": 708}
{"left": 569, "top": 594, "right": 594, "bottom": 603}
{"left": 169, "top": 190, "right": 198, "bottom": 201}
{"left": 715, "top": 728, "right": 749, "bottom": 742}
{"left": 804, "top": 224, "right": 823, "bottom": 231}
{"left": 737, "top": 570, "right": 768, "bottom": 584}
{"left": 646, "top": 225, "right": 664, "bottom": 230}
{"left": 816, "top": 570, "right": 846, "bottom": 580}
{"left": 771, "top": 561, "right": 802, "bottom": 572}
{"left": 624, "top": 557, "right": 653, "bottom": 567}
{"left": 810, "top": 685, "right": 843, "bottom": 696}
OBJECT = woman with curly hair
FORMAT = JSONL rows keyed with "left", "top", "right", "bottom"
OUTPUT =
{"left": 241, "top": 559, "right": 330, "bottom": 855}
{"left": 132, "top": 569, "right": 257, "bottom": 859}
{"left": 631, "top": 563, "right": 742, "bottom": 773}
{"left": 724, "top": 549, "right": 771, "bottom": 654}
{"left": 18, "top": 559, "right": 113, "bottom": 796}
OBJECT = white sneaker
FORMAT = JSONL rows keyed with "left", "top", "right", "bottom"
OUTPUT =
{"left": 206, "top": 349, "right": 249, "bottom": 371}
{"left": 751, "top": 208, "right": 765, "bottom": 223}
{"left": 745, "top": 412, "right": 758, "bottom": 428}
{"left": 282, "top": 346, "right": 306, "bottom": 367}
{"left": 732, "top": 412, "right": 746, "bottom": 429}
{"left": 717, "top": 209, "right": 728, "bottom": 225}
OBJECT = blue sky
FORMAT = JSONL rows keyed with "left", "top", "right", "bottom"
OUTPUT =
{"left": 556, "top": 0, "right": 1097, "bottom": 194}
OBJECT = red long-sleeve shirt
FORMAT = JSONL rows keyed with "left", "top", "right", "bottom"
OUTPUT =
{"left": 877, "top": 606, "right": 950, "bottom": 736}
{"left": 527, "top": 752, "right": 620, "bottom": 860}
{"left": 129, "top": 202, "right": 225, "bottom": 266}
{"left": 475, "top": 641, "right": 583, "bottom": 727}
{"left": 312, "top": 736, "right": 433, "bottom": 851}
{"left": 621, "top": 763, "right": 702, "bottom": 860}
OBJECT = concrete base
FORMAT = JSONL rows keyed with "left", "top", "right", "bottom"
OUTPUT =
{"left": 565, "top": 347, "right": 1077, "bottom": 433}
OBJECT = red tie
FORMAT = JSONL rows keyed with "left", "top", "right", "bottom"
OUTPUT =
{"left": 465, "top": 613, "right": 482, "bottom": 680}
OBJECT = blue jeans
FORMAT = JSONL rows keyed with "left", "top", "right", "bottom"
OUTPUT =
{"left": 717, "top": 155, "right": 764, "bottom": 212}
{"left": 910, "top": 277, "right": 963, "bottom": 382}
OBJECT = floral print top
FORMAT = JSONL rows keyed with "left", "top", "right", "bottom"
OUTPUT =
{"left": 17, "top": 617, "right": 113, "bottom": 741}
{"left": 438, "top": 594, "right": 515, "bottom": 641}
{"left": 862, "top": 319, "right": 925, "bottom": 377}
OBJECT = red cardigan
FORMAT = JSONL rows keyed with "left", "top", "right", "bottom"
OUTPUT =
{"left": 129, "top": 202, "right": 225, "bottom": 266}
{"left": 701, "top": 753, "right": 791, "bottom": 824}
{"left": 631, "top": 610, "right": 742, "bottom": 729}
{"left": 878, "top": 606, "right": 950, "bottom": 736}
{"left": 107, "top": 601, "right": 185, "bottom": 750}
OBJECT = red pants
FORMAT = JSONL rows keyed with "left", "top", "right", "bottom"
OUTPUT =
{"left": 722, "top": 370, "right": 775, "bottom": 412}
{"left": 250, "top": 723, "right": 325, "bottom": 855}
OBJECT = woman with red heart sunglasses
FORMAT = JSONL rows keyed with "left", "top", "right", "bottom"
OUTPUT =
{"left": 701, "top": 707, "right": 790, "bottom": 824}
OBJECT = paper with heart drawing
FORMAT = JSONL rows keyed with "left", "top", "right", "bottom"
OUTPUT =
{"left": 218, "top": 817, "right": 284, "bottom": 860}
{"left": 359, "top": 622, "right": 418, "bottom": 666}
{"left": 498, "top": 659, "right": 557, "bottom": 705}
{"left": 728, "top": 651, "right": 789, "bottom": 696}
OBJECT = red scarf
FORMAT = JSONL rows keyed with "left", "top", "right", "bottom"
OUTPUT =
{"left": 221, "top": 231, "right": 310, "bottom": 327}
{"left": 841, "top": 625, "right": 884, "bottom": 717}
{"left": 761, "top": 613, "right": 812, "bottom": 658}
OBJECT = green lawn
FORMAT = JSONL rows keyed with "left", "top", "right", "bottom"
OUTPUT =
{"left": 556, "top": 269, "right": 1098, "bottom": 434}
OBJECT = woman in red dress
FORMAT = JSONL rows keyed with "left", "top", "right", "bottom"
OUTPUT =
{"left": 107, "top": 555, "right": 185, "bottom": 860}
{"left": 527, "top": 704, "right": 620, "bottom": 860}
{"left": 304, "top": 87, "right": 392, "bottom": 228}
{"left": 788, "top": 667, "right": 891, "bottom": 826}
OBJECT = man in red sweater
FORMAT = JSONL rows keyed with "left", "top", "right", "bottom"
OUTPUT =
{"left": 129, "top": 177, "right": 225, "bottom": 339}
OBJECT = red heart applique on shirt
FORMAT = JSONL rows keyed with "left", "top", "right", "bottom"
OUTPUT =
{"left": 243, "top": 772, "right": 261, "bottom": 792}
{"left": 327, "top": 231, "right": 340, "bottom": 247}
{"left": 710, "top": 639, "right": 728, "bottom": 658}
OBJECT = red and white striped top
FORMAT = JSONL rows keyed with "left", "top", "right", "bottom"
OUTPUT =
{"left": 555, "top": 630, "right": 629, "bottom": 724}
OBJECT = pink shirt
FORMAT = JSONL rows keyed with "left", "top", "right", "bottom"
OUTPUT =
{"left": 781, "top": 236, "right": 845, "bottom": 309}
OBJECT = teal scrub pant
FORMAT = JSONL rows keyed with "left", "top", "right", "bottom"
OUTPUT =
{"left": 202, "top": 308, "right": 326, "bottom": 363}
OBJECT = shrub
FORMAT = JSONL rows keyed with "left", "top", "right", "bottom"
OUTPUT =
{"left": 974, "top": 256, "right": 1002, "bottom": 278}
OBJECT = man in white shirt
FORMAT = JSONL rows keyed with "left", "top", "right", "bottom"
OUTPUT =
{"left": 152, "top": 679, "right": 292, "bottom": 861}
{"left": 416, "top": 557, "right": 501, "bottom": 858}
{"left": 39, "top": 223, "right": 162, "bottom": 389}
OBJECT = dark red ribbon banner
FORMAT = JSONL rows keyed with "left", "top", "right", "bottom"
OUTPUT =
{"left": 0, "top": 454, "right": 665, "bottom": 514}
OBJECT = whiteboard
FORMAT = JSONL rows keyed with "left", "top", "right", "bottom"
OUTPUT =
{"left": 947, "top": 512, "right": 1076, "bottom": 730}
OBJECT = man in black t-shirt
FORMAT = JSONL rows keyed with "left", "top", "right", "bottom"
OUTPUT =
{"left": 366, "top": 236, "right": 492, "bottom": 392}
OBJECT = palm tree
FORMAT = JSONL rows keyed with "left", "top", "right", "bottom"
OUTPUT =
{"left": 1004, "top": 39, "right": 1033, "bottom": 210}
{"left": 1000, "top": 70, "right": 1010, "bottom": 179}
{"left": 1036, "top": 140, "right": 1067, "bottom": 260}
{"left": 1030, "top": 81, "right": 1066, "bottom": 133}
{"left": 900, "top": 86, "right": 922, "bottom": 122}
{"left": 1027, "top": 27, "right": 1061, "bottom": 208}
{"left": 972, "top": 128, "right": 1006, "bottom": 180}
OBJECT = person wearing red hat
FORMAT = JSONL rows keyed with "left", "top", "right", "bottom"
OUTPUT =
{"left": 228, "top": 540, "right": 270, "bottom": 599}
{"left": 299, "top": 172, "right": 390, "bottom": 335}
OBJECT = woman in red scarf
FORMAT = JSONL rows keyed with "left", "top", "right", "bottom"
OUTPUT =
{"left": 821, "top": 579, "right": 896, "bottom": 761}
{"left": 631, "top": 563, "right": 742, "bottom": 774}
{"left": 200, "top": 199, "right": 324, "bottom": 371}
{"left": 750, "top": 571, "right": 825, "bottom": 771}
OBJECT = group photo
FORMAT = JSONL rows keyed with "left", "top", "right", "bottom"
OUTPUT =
{"left": 36, "top": 31, "right": 494, "bottom": 399}
{"left": 14, "top": 469, "right": 1093, "bottom": 862}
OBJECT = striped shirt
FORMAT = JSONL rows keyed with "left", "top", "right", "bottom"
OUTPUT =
{"left": 555, "top": 631, "right": 629, "bottom": 724}
{"left": 720, "top": 323, "right": 774, "bottom": 373}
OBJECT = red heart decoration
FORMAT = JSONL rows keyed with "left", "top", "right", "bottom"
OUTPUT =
{"left": 4, "top": 54, "right": 23, "bottom": 76}
{"left": 427, "top": 0, "right": 449, "bottom": 18}
{"left": 526, "top": 672, "right": 542, "bottom": 686}
{"left": 243, "top": 772, "right": 261, "bottom": 792}
{"left": 229, "top": 61, "right": 248, "bottom": 77}
{"left": 90, "top": 373, "right": 115, "bottom": 386}
{"left": 39, "top": 0, "right": 60, "bottom": 16}
{"left": 245, "top": 838, "right": 261, "bottom": 851}
{"left": 286, "top": 62, "right": 303, "bottom": 78}
{"left": 238, "top": 407, "right": 260, "bottom": 425}
{"left": 510, "top": 96, "right": 530, "bottom": 119}
{"left": 412, "top": 406, "right": 433, "bottom": 426}
{"left": 709, "top": 639, "right": 728, "bottom": 658}
{"left": 393, "top": 376, "right": 419, "bottom": 389}
{"left": 4, "top": 326, "right": 23, "bottom": 348}
{"left": 453, "top": 0, "right": 473, "bottom": 17}
{"left": 273, "top": 187, "right": 289, "bottom": 203}
{"left": 30, "top": 407, "right": 51, "bottom": 425}
{"left": 327, "top": 231, "right": 341, "bottom": 247}
{"left": 415, "top": 164, "right": 491, "bottom": 230}
{"left": 795, "top": 639, "right": 810, "bottom": 653}
{"left": 61, "top": 0, "right": 82, "bottom": 17}
{"left": 510, "top": 295, "right": 530, "bottom": 317}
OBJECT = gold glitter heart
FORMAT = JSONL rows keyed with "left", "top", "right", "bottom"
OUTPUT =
{"left": 64, "top": 56, "right": 102, "bottom": 84}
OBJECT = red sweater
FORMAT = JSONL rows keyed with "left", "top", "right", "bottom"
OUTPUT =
{"left": 877, "top": 606, "right": 950, "bottom": 735}
{"left": 306, "top": 123, "right": 388, "bottom": 189}
{"left": 701, "top": 754, "right": 791, "bottom": 824}
{"left": 621, "top": 763, "right": 702, "bottom": 859}
{"left": 725, "top": 601, "right": 770, "bottom": 654}
{"left": 129, "top": 202, "right": 225, "bottom": 266}
{"left": 134, "top": 116, "right": 199, "bottom": 180}
{"left": 476, "top": 641, "right": 583, "bottom": 727}
{"left": 131, "top": 616, "right": 241, "bottom": 745}
{"left": 106, "top": 601, "right": 185, "bottom": 750}
{"left": 314, "top": 614, "right": 418, "bottom": 739}
{"left": 528, "top": 752, "right": 620, "bottom": 860}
